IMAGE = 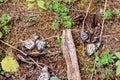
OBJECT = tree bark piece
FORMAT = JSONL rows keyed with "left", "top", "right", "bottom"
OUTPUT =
{"left": 61, "top": 29, "right": 81, "bottom": 80}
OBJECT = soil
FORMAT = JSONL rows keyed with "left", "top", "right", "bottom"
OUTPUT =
{"left": 0, "top": 0, "right": 120, "bottom": 80}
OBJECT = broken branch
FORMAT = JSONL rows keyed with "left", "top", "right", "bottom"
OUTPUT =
{"left": 61, "top": 29, "right": 81, "bottom": 80}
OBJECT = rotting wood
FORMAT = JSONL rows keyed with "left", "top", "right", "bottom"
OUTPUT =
{"left": 61, "top": 29, "right": 81, "bottom": 80}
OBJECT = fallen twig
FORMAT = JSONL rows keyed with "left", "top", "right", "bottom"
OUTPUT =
{"left": 28, "top": 57, "right": 42, "bottom": 68}
{"left": 100, "top": 0, "right": 108, "bottom": 41}
{"left": 91, "top": 0, "right": 107, "bottom": 77}
{"left": 82, "top": 0, "right": 93, "bottom": 32}
{"left": 42, "top": 35, "right": 57, "bottom": 41}
{"left": 29, "top": 50, "right": 62, "bottom": 58}
{"left": 0, "top": 40, "right": 27, "bottom": 56}
{"left": 23, "top": 21, "right": 39, "bottom": 27}
{"left": 0, "top": 45, "right": 7, "bottom": 56}
{"left": 90, "top": 56, "right": 97, "bottom": 80}
{"left": 45, "top": 51, "right": 62, "bottom": 57}
{"left": 61, "top": 29, "right": 81, "bottom": 80}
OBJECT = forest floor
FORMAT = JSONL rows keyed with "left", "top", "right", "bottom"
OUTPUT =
{"left": 0, "top": 0, "right": 120, "bottom": 80}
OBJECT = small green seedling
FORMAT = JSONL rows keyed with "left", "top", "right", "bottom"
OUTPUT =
{"left": 60, "top": 16, "right": 74, "bottom": 28}
{"left": 52, "top": 16, "right": 74, "bottom": 30}
{"left": 102, "top": 68, "right": 113, "bottom": 79}
{"left": 0, "top": 0, "right": 4, "bottom": 3}
{"left": 0, "top": 50, "right": 3, "bottom": 57}
{"left": 65, "top": 0, "right": 73, "bottom": 3}
{"left": 0, "top": 32, "right": 3, "bottom": 38}
{"left": 103, "top": 9, "right": 113, "bottom": 19}
{"left": 12, "top": 0, "right": 16, "bottom": 2}
{"left": 95, "top": 49, "right": 114, "bottom": 66}
{"left": 92, "top": 51, "right": 114, "bottom": 79}
{"left": 95, "top": 0, "right": 104, "bottom": 2}
{"left": 101, "top": 0, "right": 104, "bottom": 2}
{"left": 1, "top": 13, "right": 11, "bottom": 24}
{"left": 27, "top": 16, "right": 37, "bottom": 22}
{"left": 3, "top": 26, "right": 10, "bottom": 34}
{"left": 91, "top": 68, "right": 97, "bottom": 75}
{"left": 115, "top": 52, "right": 120, "bottom": 76}
{"left": 46, "top": 1, "right": 70, "bottom": 16}
{"left": 56, "top": 35, "right": 61, "bottom": 47}
{"left": 63, "top": 19, "right": 74, "bottom": 28}
{"left": 0, "top": 14, "right": 11, "bottom": 38}
{"left": 37, "top": 0, "right": 46, "bottom": 10}
{"left": 46, "top": 1, "right": 74, "bottom": 30}
{"left": 82, "top": 0, "right": 88, "bottom": 3}
{"left": 114, "top": 10, "right": 120, "bottom": 15}
{"left": 0, "top": 68, "right": 4, "bottom": 76}
{"left": 27, "top": 3, "right": 35, "bottom": 9}
{"left": 27, "top": 0, "right": 46, "bottom": 10}
{"left": 63, "top": 77, "right": 68, "bottom": 80}
{"left": 52, "top": 20, "right": 59, "bottom": 30}
{"left": 45, "top": 42, "right": 50, "bottom": 47}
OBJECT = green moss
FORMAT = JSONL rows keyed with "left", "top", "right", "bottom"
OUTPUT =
{"left": 1, "top": 56, "right": 19, "bottom": 73}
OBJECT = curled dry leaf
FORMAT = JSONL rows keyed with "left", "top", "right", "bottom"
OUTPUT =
{"left": 28, "top": 52, "right": 45, "bottom": 57}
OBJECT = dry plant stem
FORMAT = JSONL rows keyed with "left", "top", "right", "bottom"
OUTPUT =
{"left": 0, "top": 40, "right": 27, "bottom": 56}
{"left": 46, "top": 51, "right": 62, "bottom": 57}
{"left": 28, "top": 57, "right": 42, "bottom": 68}
{"left": 91, "top": 0, "right": 107, "bottom": 76}
{"left": 82, "top": 0, "right": 93, "bottom": 32}
{"left": 0, "top": 46, "right": 7, "bottom": 56}
{"left": 90, "top": 57, "right": 97, "bottom": 80}
{"left": 100, "top": 0, "right": 108, "bottom": 41}
{"left": 42, "top": 35, "right": 57, "bottom": 41}
{"left": 24, "top": 21, "right": 39, "bottom": 27}
{"left": 91, "top": 1, "right": 108, "bottom": 79}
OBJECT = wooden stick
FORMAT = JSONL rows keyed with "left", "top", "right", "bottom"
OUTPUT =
{"left": 61, "top": 29, "right": 81, "bottom": 80}
{"left": 82, "top": 0, "right": 93, "bottom": 32}
{"left": 0, "top": 40, "right": 27, "bottom": 56}
{"left": 100, "top": 0, "right": 108, "bottom": 41}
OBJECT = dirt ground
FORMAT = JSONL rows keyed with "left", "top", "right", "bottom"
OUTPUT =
{"left": 0, "top": 0, "right": 120, "bottom": 80}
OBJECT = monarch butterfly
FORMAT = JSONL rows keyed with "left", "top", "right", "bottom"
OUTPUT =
{"left": 86, "top": 42, "right": 101, "bottom": 56}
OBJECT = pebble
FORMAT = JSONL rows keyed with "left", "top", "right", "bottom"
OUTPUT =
{"left": 24, "top": 40, "right": 35, "bottom": 50}
{"left": 35, "top": 40, "right": 46, "bottom": 52}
